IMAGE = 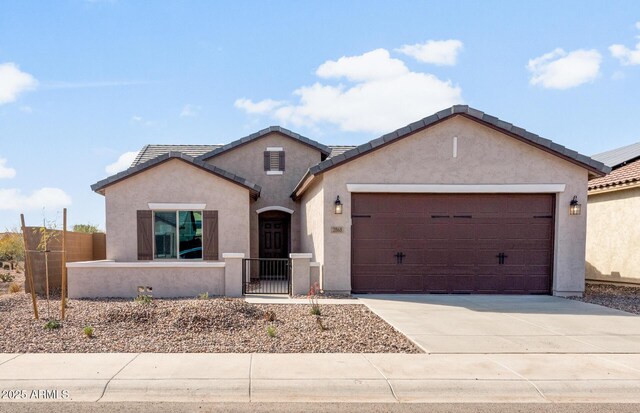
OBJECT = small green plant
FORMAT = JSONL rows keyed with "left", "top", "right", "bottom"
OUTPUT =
{"left": 43, "top": 320, "right": 61, "bottom": 330}
{"left": 264, "top": 310, "right": 277, "bottom": 322}
{"left": 0, "top": 272, "right": 14, "bottom": 283}
{"left": 197, "top": 292, "right": 209, "bottom": 300}
{"left": 308, "top": 282, "right": 321, "bottom": 316}
{"left": 266, "top": 325, "right": 277, "bottom": 338}
{"left": 8, "top": 282, "right": 21, "bottom": 293}
{"left": 134, "top": 294, "right": 153, "bottom": 305}
{"left": 83, "top": 326, "right": 94, "bottom": 338}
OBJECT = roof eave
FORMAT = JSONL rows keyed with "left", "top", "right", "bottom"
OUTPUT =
{"left": 91, "top": 153, "right": 261, "bottom": 198}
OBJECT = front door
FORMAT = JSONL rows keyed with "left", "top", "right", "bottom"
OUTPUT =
{"left": 259, "top": 211, "right": 290, "bottom": 258}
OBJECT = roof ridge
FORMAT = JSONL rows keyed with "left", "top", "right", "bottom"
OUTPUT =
{"left": 196, "top": 125, "right": 331, "bottom": 161}
{"left": 292, "top": 105, "right": 610, "bottom": 199}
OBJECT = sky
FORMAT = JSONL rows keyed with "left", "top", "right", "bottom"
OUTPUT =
{"left": 1, "top": 0, "right": 639, "bottom": 230}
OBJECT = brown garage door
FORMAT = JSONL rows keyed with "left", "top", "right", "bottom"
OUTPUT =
{"left": 351, "top": 193, "right": 554, "bottom": 294}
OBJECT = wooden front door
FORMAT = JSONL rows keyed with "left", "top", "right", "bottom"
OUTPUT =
{"left": 259, "top": 212, "right": 290, "bottom": 259}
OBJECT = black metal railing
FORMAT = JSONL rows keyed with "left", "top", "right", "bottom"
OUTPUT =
{"left": 242, "top": 258, "right": 291, "bottom": 295}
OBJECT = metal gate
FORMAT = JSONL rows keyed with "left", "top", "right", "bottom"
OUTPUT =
{"left": 242, "top": 258, "right": 291, "bottom": 295}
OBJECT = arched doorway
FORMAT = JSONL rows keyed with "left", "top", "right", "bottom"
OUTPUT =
{"left": 258, "top": 210, "right": 291, "bottom": 258}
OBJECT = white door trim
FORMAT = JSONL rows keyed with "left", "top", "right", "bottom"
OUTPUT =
{"left": 346, "top": 183, "right": 566, "bottom": 193}
{"left": 256, "top": 206, "right": 295, "bottom": 214}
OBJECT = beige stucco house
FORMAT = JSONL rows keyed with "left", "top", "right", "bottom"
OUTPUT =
{"left": 67, "top": 105, "right": 609, "bottom": 298}
{"left": 586, "top": 142, "right": 640, "bottom": 282}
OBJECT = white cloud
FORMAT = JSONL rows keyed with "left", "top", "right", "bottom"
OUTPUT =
{"left": 0, "top": 62, "right": 38, "bottom": 105}
{"left": 0, "top": 159, "right": 16, "bottom": 179}
{"left": 609, "top": 23, "right": 640, "bottom": 66}
{"left": 180, "top": 104, "right": 201, "bottom": 117}
{"left": 235, "top": 48, "right": 463, "bottom": 133}
{"left": 105, "top": 151, "right": 138, "bottom": 175}
{"left": 234, "top": 98, "right": 284, "bottom": 114}
{"left": 397, "top": 40, "right": 464, "bottom": 66}
{"left": 0, "top": 188, "right": 71, "bottom": 211}
{"left": 527, "top": 48, "right": 602, "bottom": 89}
{"left": 316, "top": 49, "right": 408, "bottom": 81}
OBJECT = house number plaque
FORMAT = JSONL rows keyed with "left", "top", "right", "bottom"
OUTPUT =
{"left": 331, "top": 226, "right": 344, "bottom": 233}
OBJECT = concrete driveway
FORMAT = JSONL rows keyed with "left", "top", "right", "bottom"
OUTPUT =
{"left": 357, "top": 295, "right": 640, "bottom": 354}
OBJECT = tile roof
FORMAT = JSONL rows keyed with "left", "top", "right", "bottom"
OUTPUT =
{"left": 93, "top": 152, "right": 261, "bottom": 197}
{"left": 328, "top": 145, "right": 357, "bottom": 158}
{"left": 130, "top": 143, "right": 353, "bottom": 167}
{"left": 588, "top": 158, "right": 640, "bottom": 191}
{"left": 292, "top": 105, "right": 610, "bottom": 199}
{"left": 591, "top": 141, "right": 640, "bottom": 168}
{"left": 196, "top": 126, "right": 331, "bottom": 161}
{"left": 132, "top": 144, "right": 221, "bottom": 167}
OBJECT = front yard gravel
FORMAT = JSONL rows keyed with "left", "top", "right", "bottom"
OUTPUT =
{"left": 568, "top": 283, "right": 640, "bottom": 315}
{"left": 0, "top": 294, "right": 419, "bottom": 353}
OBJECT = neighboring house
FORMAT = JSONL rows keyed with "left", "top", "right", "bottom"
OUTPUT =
{"left": 68, "top": 105, "right": 609, "bottom": 298}
{"left": 586, "top": 142, "right": 640, "bottom": 281}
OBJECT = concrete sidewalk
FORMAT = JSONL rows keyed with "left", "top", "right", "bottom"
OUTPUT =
{"left": 1, "top": 353, "right": 640, "bottom": 403}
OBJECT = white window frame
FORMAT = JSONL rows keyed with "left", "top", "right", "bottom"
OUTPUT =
{"left": 152, "top": 210, "right": 204, "bottom": 261}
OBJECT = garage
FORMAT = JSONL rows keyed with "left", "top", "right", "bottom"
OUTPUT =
{"left": 351, "top": 193, "right": 555, "bottom": 294}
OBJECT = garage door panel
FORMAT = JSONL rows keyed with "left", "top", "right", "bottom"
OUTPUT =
{"left": 351, "top": 193, "right": 553, "bottom": 294}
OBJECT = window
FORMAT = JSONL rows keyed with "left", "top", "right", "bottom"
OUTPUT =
{"left": 153, "top": 210, "right": 202, "bottom": 259}
{"left": 264, "top": 148, "right": 284, "bottom": 174}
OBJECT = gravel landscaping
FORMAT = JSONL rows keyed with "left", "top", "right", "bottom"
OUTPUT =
{"left": 568, "top": 283, "right": 640, "bottom": 315}
{"left": 0, "top": 293, "right": 419, "bottom": 353}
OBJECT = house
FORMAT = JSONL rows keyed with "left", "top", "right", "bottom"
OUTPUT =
{"left": 586, "top": 142, "right": 640, "bottom": 282}
{"left": 67, "top": 105, "right": 609, "bottom": 298}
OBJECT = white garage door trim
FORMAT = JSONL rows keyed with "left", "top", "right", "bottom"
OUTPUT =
{"left": 346, "top": 184, "right": 566, "bottom": 193}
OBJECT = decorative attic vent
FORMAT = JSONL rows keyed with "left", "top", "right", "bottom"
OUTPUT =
{"left": 264, "top": 148, "right": 285, "bottom": 173}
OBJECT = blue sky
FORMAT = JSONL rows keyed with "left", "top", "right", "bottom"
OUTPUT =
{"left": 1, "top": 0, "right": 639, "bottom": 230}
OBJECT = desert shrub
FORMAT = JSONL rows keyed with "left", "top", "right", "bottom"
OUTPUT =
{"left": 197, "top": 292, "right": 209, "bottom": 300}
{"left": 308, "top": 282, "right": 322, "bottom": 316}
{"left": 44, "top": 320, "right": 61, "bottom": 330}
{"left": 0, "top": 272, "right": 14, "bottom": 282}
{"left": 134, "top": 294, "right": 153, "bottom": 305}
{"left": 267, "top": 325, "right": 276, "bottom": 338}
{"left": 83, "top": 326, "right": 94, "bottom": 338}
{"left": 72, "top": 224, "right": 101, "bottom": 234}
{"left": 8, "top": 282, "right": 20, "bottom": 293}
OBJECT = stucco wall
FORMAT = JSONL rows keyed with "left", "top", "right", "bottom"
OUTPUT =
{"left": 586, "top": 186, "right": 640, "bottom": 280}
{"left": 104, "top": 159, "right": 251, "bottom": 260}
{"left": 68, "top": 265, "right": 225, "bottom": 298}
{"left": 300, "top": 175, "right": 325, "bottom": 269}
{"left": 207, "top": 132, "right": 323, "bottom": 257}
{"left": 316, "top": 115, "right": 589, "bottom": 295}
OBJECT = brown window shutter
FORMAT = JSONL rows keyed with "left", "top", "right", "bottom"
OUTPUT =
{"left": 202, "top": 210, "right": 219, "bottom": 260}
{"left": 279, "top": 151, "right": 285, "bottom": 171}
{"left": 264, "top": 151, "right": 270, "bottom": 171}
{"left": 137, "top": 210, "right": 153, "bottom": 260}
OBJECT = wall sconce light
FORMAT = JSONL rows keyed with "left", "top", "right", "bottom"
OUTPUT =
{"left": 334, "top": 196, "right": 343, "bottom": 214}
{"left": 569, "top": 195, "right": 581, "bottom": 216}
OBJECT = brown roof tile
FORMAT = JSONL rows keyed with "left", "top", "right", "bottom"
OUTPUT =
{"left": 588, "top": 158, "right": 640, "bottom": 190}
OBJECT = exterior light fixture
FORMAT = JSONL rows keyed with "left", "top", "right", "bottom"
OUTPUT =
{"left": 334, "top": 196, "right": 343, "bottom": 214}
{"left": 569, "top": 195, "right": 581, "bottom": 216}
